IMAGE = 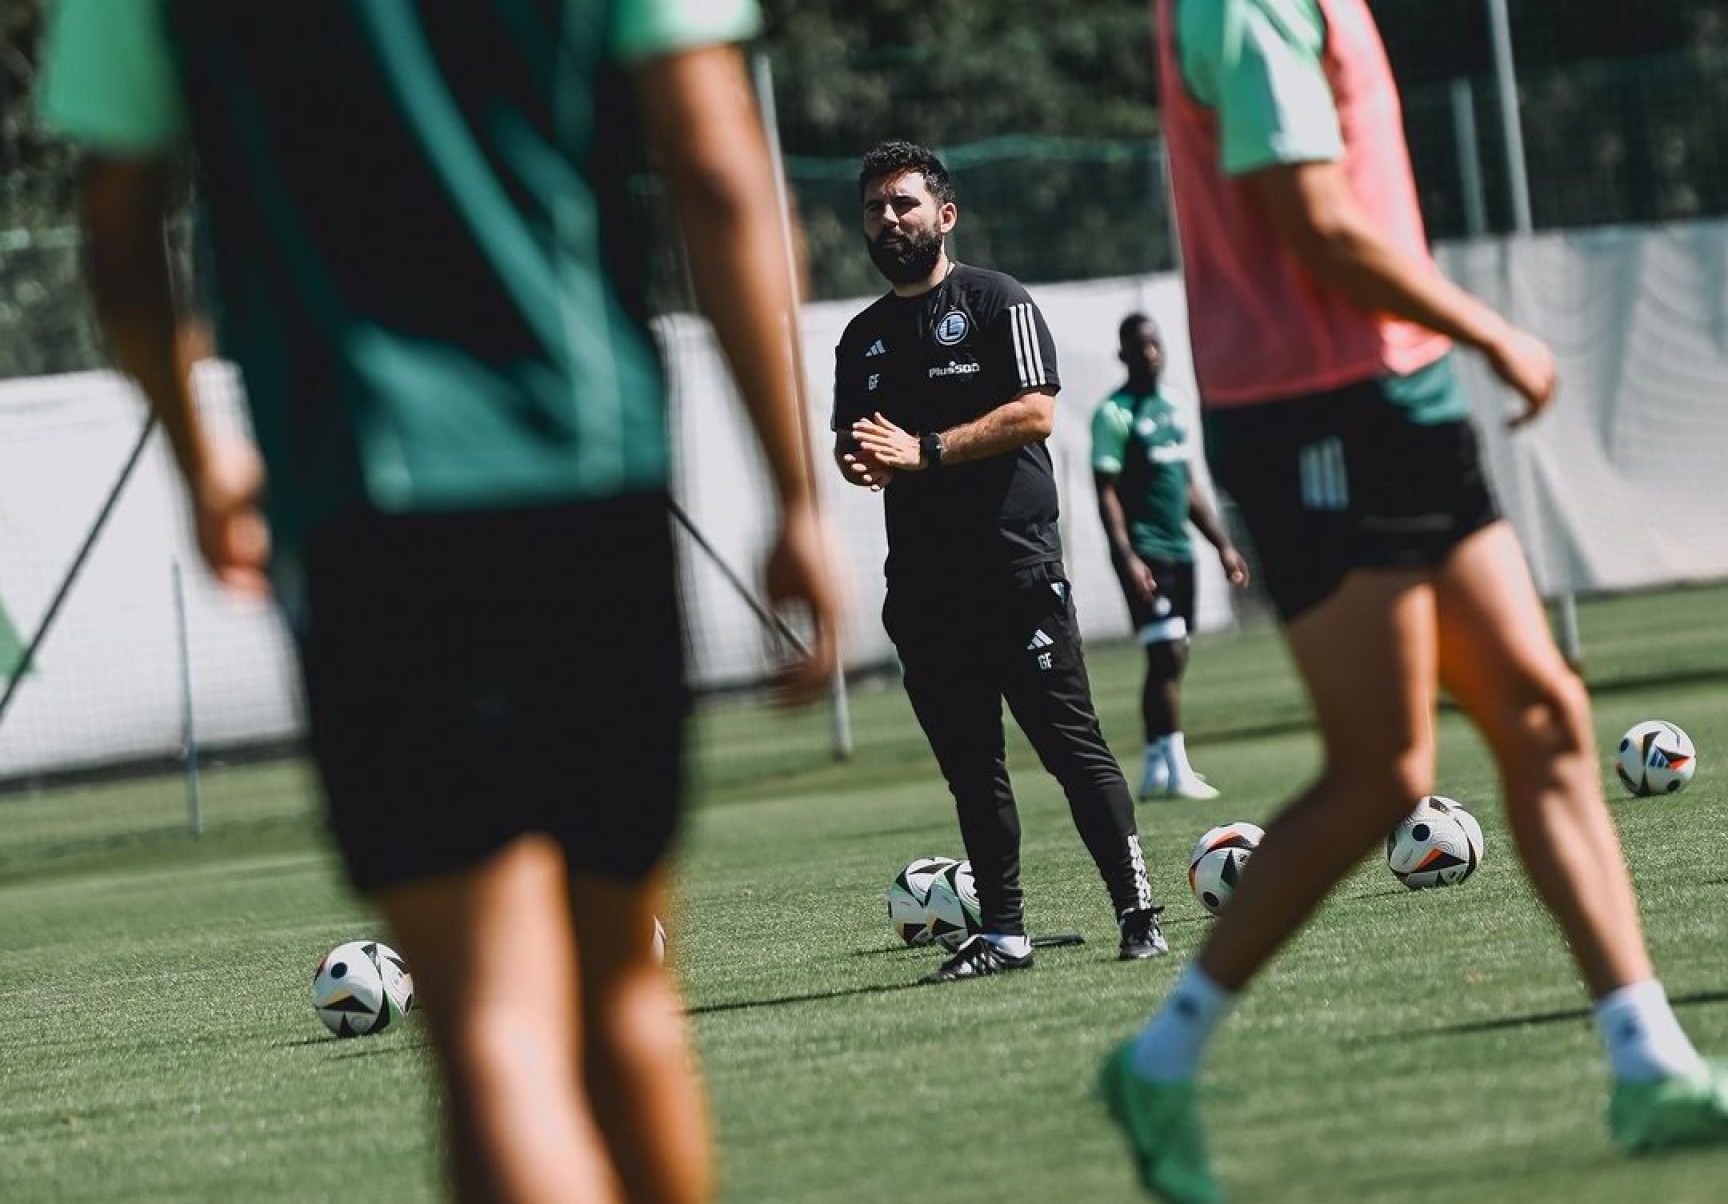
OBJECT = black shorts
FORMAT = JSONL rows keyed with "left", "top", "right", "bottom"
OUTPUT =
{"left": 295, "top": 493, "right": 687, "bottom": 893}
{"left": 1126, "top": 558, "right": 1195, "bottom": 644}
{"left": 1206, "top": 378, "right": 1499, "bottom": 621}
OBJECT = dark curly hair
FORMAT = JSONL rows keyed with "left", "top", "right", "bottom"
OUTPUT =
{"left": 1119, "top": 312, "right": 1161, "bottom": 349}
{"left": 858, "top": 140, "right": 956, "bottom": 205}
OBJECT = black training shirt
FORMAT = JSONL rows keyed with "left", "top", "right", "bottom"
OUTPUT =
{"left": 833, "top": 263, "right": 1064, "bottom": 582}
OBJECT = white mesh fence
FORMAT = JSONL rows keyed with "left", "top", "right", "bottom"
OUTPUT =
{"left": 3, "top": 221, "right": 1727, "bottom": 790}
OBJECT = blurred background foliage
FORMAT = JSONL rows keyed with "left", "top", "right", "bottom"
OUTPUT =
{"left": 6, "top": 1, "right": 1728, "bottom": 374}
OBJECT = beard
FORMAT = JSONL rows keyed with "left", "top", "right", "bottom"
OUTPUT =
{"left": 868, "top": 227, "right": 944, "bottom": 286}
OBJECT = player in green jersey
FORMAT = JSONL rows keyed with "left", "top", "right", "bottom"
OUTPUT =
{"left": 45, "top": 3, "right": 840, "bottom": 1201}
{"left": 1100, "top": 4, "right": 1728, "bottom": 1200}
{"left": 1092, "top": 314, "right": 1249, "bottom": 801}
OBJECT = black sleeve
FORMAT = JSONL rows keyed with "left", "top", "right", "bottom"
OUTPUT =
{"left": 979, "top": 282, "right": 1061, "bottom": 404}
{"left": 831, "top": 327, "right": 870, "bottom": 435}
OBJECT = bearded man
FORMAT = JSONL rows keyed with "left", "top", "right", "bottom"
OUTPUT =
{"left": 832, "top": 140, "right": 1168, "bottom": 983}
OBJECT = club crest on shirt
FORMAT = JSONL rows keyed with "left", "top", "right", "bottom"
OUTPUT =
{"left": 934, "top": 310, "right": 970, "bottom": 346}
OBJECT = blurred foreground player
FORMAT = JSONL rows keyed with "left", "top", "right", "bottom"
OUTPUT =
{"left": 46, "top": 3, "right": 838, "bottom": 1202}
{"left": 1097, "top": 1, "right": 1728, "bottom": 1200}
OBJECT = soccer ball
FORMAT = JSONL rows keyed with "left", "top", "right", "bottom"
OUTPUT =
{"left": 312, "top": 940, "right": 415, "bottom": 1038}
{"left": 1616, "top": 720, "right": 1697, "bottom": 796}
{"left": 1386, "top": 796, "right": 1483, "bottom": 889}
{"left": 886, "top": 856, "right": 958, "bottom": 947}
{"left": 924, "top": 860, "right": 982, "bottom": 951}
{"left": 1188, "top": 822, "right": 1263, "bottom": 916}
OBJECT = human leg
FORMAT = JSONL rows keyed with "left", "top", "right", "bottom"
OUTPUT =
{"left": 375, "top": 837, "right": 621, "bottom": 1204}
{"left": 1002, "top": 565, "right": 1155, "bottom": 924}
{"left": 890, "top": 600, "right": 1025, "bottom": 938}
{"left": 1134, "top": 561, "right": 1213, "bottom": 800}
{"left": 1433, "top": 525, "right": 1728, "bottom": 1148}
{"left": 1193, "top": 569, "right": 1437, "bottom": 989}
{"left": 1100, "top": 569, "right": 1436, "bottom": 1201}
{"left": 570, "top": 872, "right": 710, "bottom": 1204}
{"left": 1142, "top": 639, "right": 1184, "bottom": 739}
{"left": 302, "top": 496, "right": 701, "bottom": 1197}
{"left": 1433, "top": 523, "right": 1651, "bottom": 997}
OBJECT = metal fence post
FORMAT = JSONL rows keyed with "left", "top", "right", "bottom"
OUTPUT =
{"left": 1486, "top": 0, "right": 1534, "bottom": 236}
{"left": 751, "top": 51, "right": 853, "bottom": 761}
{"left": 1485, "top": 1, "right": 1582, "bottom": 663}
{"left": 1450, "top": 78, "right": 1489, "bottom": 238}
{"left": 173, "top": 559, "right": 202, "bottom": 836}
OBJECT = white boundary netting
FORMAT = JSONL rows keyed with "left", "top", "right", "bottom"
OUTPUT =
{"left": 3, "top": 221, "right": 1728, "bottom": 783}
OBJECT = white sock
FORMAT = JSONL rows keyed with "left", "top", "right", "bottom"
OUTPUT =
{"left": 1131, "top": 963, "right": 1236, "bottom": 1082}
{"left": 1141, "top": 740, "right": 1171, "bottom": 788}
{"left": 983, "top": 933, "right": 1031, "bottom": 959}
{"left": 1595, "top": 979, "right": 1706, "bottom": 1083}
{"left": 1166, "top": 731, "right": 1199, "bottom": 781}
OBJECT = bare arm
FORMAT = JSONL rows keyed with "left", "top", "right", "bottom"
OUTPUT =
{"left": 938, "top": 392, "right": 1053, "bottom": 466}
{"left": 637, "top": 46, "right": 813, "bottom": 514}
{"left": 1095, "top": 471, "right": 1155, "bottom": 604}
{"left": 1243, "top": 160, "right": 1555, "bottom": 425}
{"left": 635, "top": 44, "right": 839, "bottom": 702}
{"left": 849, "top": 391, "right": 1054, "bottom": 474}
{"left": 1186, "top": 480, "right": 1230, "bottom": 552}
{"left": 79, "top": 157, "right": 270, "bottom": 595}
{"left": 1187, "top": 480, "right": 1249, "bottom": 588}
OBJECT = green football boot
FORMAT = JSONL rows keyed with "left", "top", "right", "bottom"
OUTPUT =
{"left": 1610, "top": 1061, "right": 1728, "bottom": 1152}
{"left": 1095, "top": 1042, "right": 1222, "bottom": 1204}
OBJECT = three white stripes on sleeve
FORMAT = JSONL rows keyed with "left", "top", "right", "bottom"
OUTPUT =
{"left": 1009, "top": 302, "right": 1047, "bottom": 389}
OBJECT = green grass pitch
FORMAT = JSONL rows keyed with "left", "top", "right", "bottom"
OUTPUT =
{"left": 3, "top": 587, "right": 1728, "bottom": 1202}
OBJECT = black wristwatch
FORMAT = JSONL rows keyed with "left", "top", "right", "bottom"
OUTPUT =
{"left": 920, "top": 431, "right": 945, "bottom": 470}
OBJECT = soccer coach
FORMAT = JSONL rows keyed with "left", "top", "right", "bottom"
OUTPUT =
{"left": 834, "top": 140, "right": 1165, "bottom": 983}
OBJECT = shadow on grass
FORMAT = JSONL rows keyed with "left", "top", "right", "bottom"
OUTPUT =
{"left": 689, "top": 980, "right": 925, "bottom": 1016}
{"left": 854, "top": 932, "right": 1091, "bottom": 957}
{"left": 706, "top": 934, "right": 1097, "bottom": 1013}
{"left": 1373, "top": 988, "right": 1728, "bottom": 1040}
{"left": 1160, "top": 912, "right": 1214, "bottom": 927}
{"left": 850, "top": 822, "right": 956, "bottom": 842}
{"left": 279, "top": 1034, "right": 429, "bottom": 1056}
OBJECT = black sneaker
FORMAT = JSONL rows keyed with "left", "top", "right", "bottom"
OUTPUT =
{"left": 921, "top": 935, "right": 1034, "bottom": 984}
{"left": 1117, "top": 907, "right": 1169, "bottom": 961}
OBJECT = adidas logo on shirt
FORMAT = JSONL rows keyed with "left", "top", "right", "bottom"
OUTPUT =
{"left": 865, "top": 339, "right": 887, "bottom": 357}
{"left": 1026, "top": 629, "right": 1055, "bottom": 651}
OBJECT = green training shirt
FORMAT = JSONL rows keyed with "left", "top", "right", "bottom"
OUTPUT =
{"left": 1175, "top": 0, "right": 1342, "bottom": 177}
{"left": 43, "top": 0, "right": 760, "bottom": 553}
{"left": 1091, "top": 389, "right": 1194, "bottom": 562}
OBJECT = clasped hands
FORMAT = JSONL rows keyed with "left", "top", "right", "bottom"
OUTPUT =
{"left": 842, "top": 412, "right": 926, "bottom": 492}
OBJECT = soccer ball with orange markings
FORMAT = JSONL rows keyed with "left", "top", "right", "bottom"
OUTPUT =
{"left": 1188, "top": 822, "right": 1264, "bottom": 916}
{"left": 1386, "top": 796, "right": 1483, "bottom": 890}
{"left": 1616, "top": 720, "right": 1697, "bottom": 797}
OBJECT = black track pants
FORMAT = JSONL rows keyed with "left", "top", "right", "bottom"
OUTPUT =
{"left": 885, "top": 563, "right": 1154, "bottom": 934}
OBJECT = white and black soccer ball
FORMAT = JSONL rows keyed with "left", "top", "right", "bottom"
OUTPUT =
{"left": 924, "top": 860, "right": 982, "bottom": 951}
{"left": 886, "top": 856, "right": 958, "bottom": 947}
{"left": 312, "top": 940, "right": 415, "bottom": 1038}
{"left": 1616, "top": 720, "right": 1697, "bottom": 797}
{"left": 1386, "top": 796, "right": 1483, "bottom": 890}
{"left": 1188, "top": 822, "right": 1263, "bottom": 917}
